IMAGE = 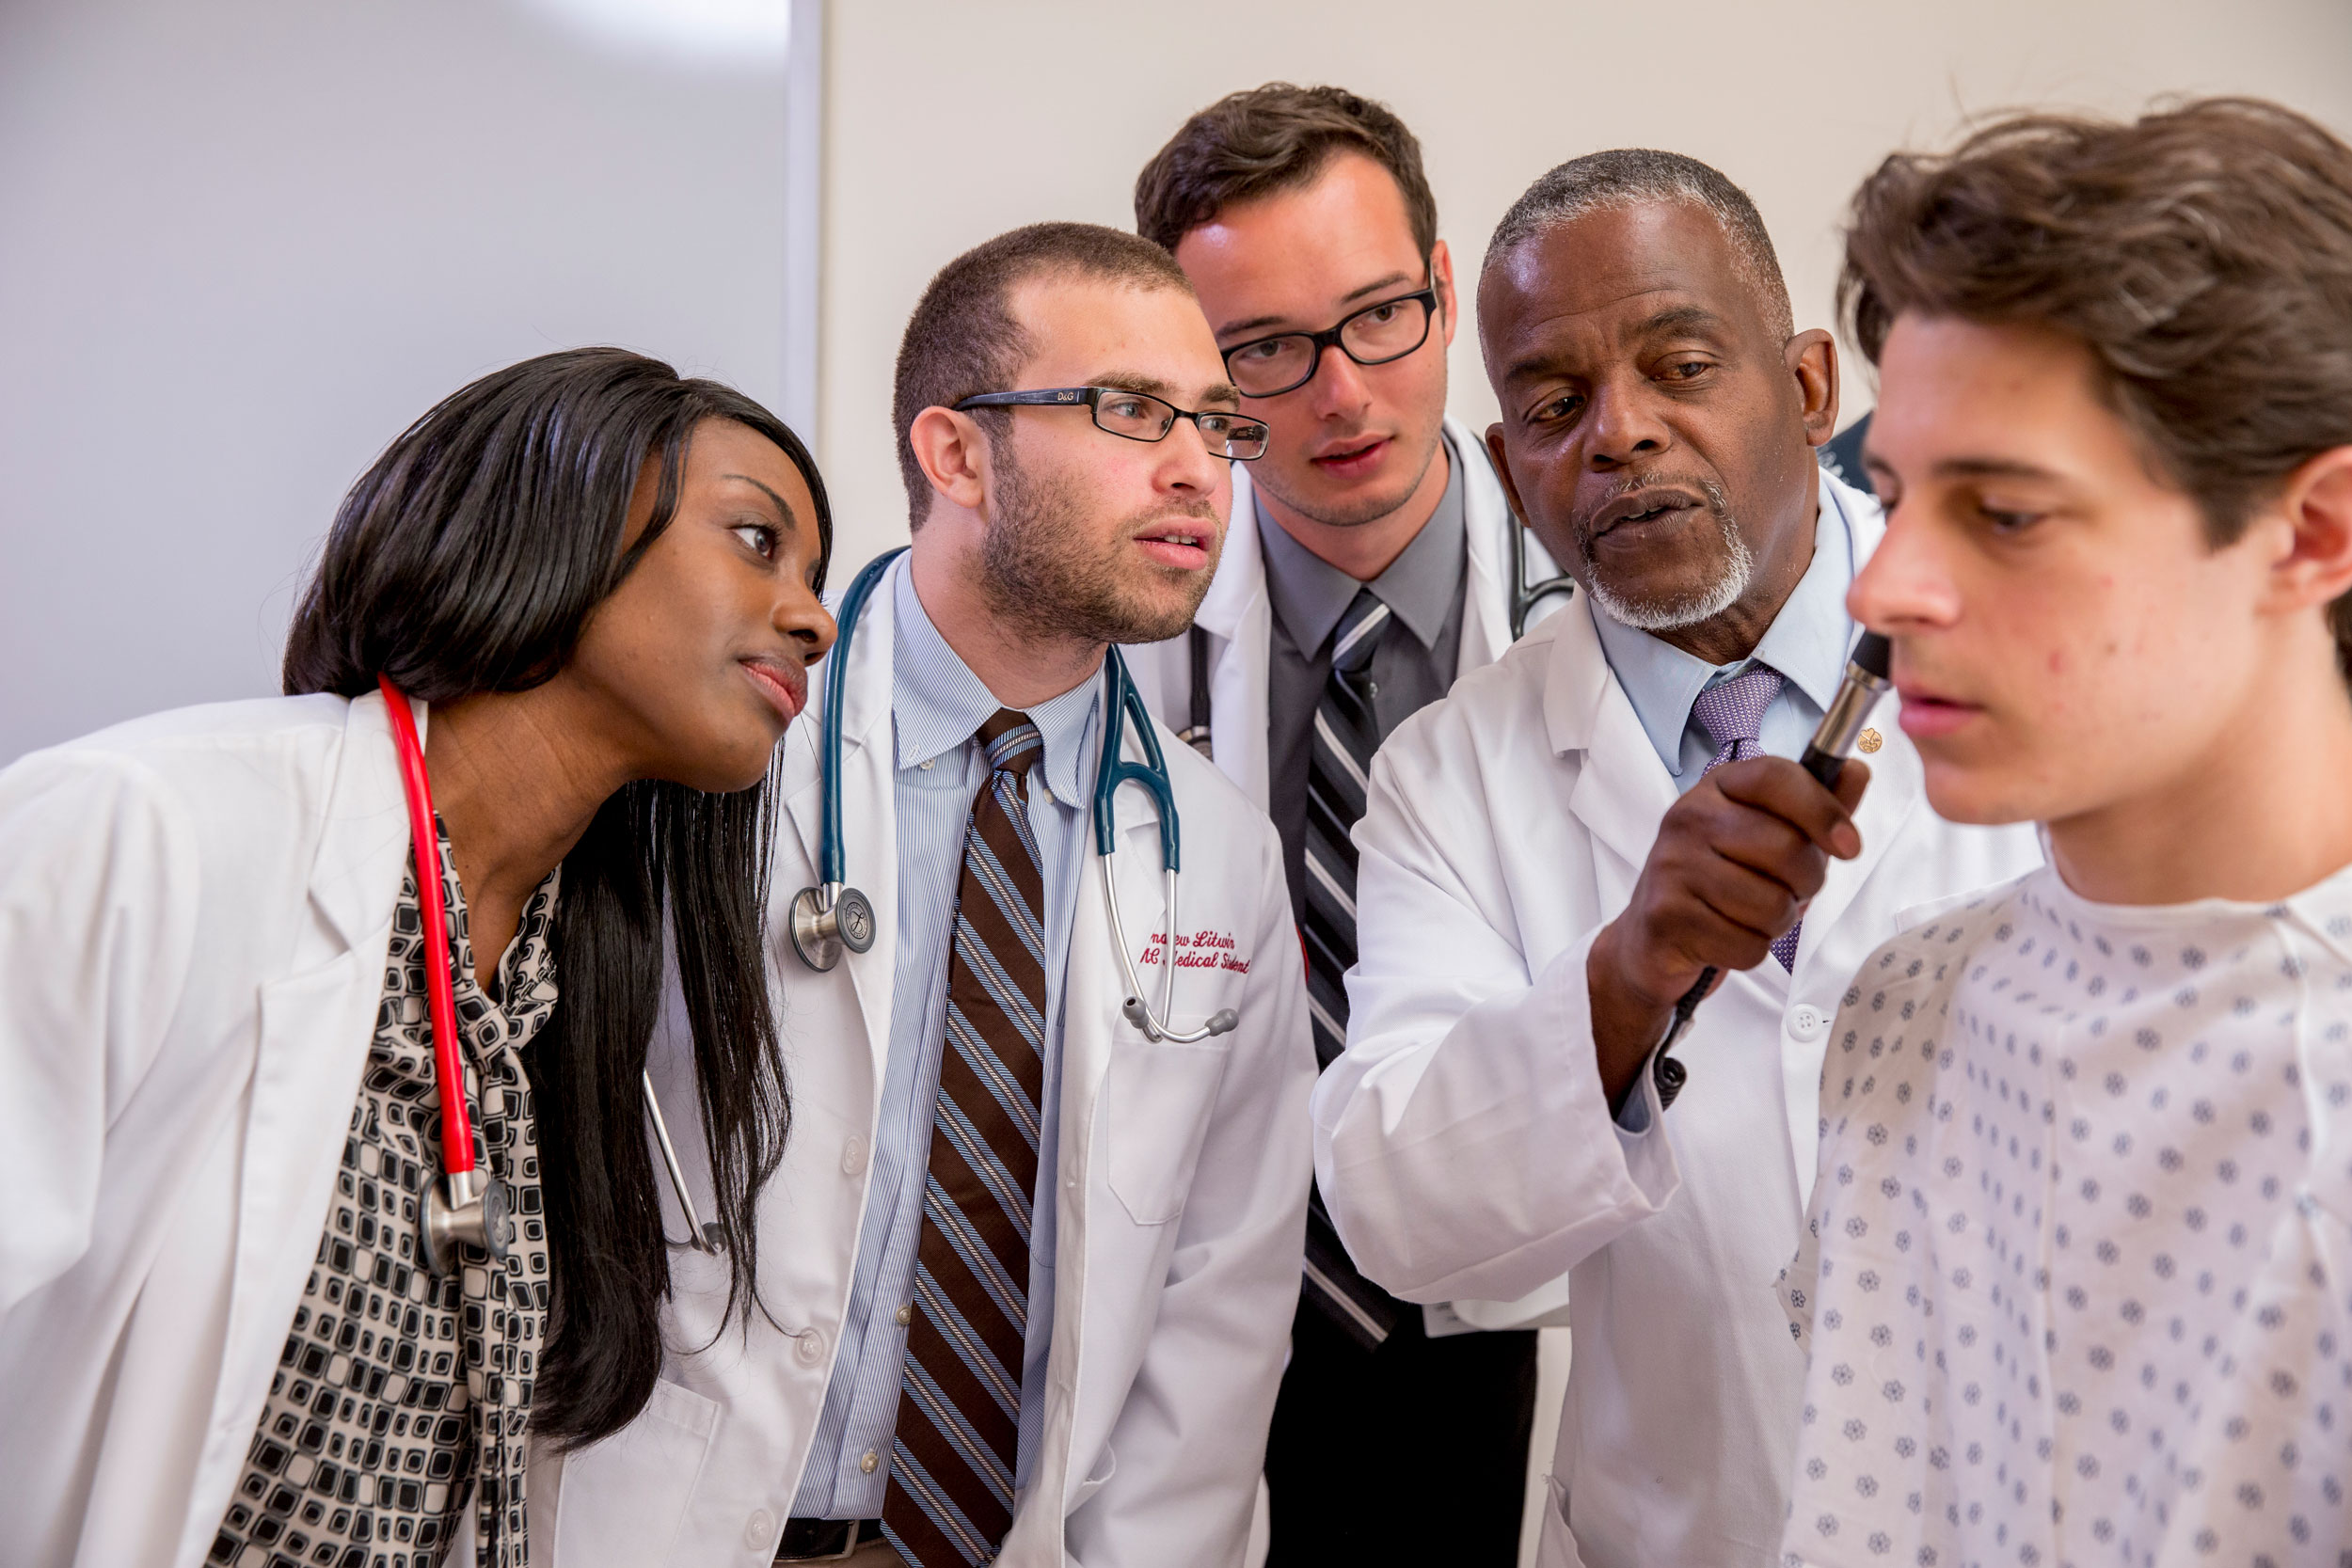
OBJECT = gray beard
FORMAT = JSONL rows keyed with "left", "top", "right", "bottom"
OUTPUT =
{"left": 1578, "top": 482, "right": 1755, "bottom": 632}
{"left": 977, "top": 442, "right": 1212, "bottom": 647}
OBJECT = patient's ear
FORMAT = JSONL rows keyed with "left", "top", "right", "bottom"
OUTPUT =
{"left": 2266, "top": 445, "right": 2352, "bottom": 613}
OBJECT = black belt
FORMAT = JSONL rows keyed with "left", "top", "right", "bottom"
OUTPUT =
{"left": 775, "top": 1517, "right": 883, "bottom": 1562}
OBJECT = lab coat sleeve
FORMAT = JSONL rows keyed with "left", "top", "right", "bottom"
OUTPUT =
{"left": 1311, "top": 745, "right": 1680, "bottom": 1305}
{"left": 1068, "top": 834, "right": 1314, "bottom": 1568}
{"left": 0, "top": 748, "right": 199, "bottom": 1316}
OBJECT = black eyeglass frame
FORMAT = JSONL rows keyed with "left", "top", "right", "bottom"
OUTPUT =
{"left": 1218, "top": 283, "right": 1441, "bottom": 399}
{"left": 952, "top": 386, "right": 1269, "bottom": 460}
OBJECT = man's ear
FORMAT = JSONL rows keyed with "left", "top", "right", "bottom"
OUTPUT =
{"left": 1486, "top": 421, "right": 1529, "bottom": 523}
{"left": 907, "top": 406, "right": 992, "bottom": 518}
{"left": 1433, "top": 239, "right": 1459, "bottom": 351}
{"left": 2268, "top": 444, "right": 2352, "bottom": 614}
{"left": 1787, "top": 328, "right": 1839, "bottom": 449}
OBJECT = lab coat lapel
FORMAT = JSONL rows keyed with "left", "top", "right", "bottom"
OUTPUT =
{"left": 1453, "top": 416, "right": 1565, "bottom": 674}
{"left": 1197, "top": 466, "right": 1273, "bottom": 812}
{"left": 305, "top": 689, "right": 415, "bottom": 955}
{"left": 210, "top": 694, "right": 410, "bottom": 1531}
{"left": 1546, "top": 605, "right": 1679, "bottom": 908}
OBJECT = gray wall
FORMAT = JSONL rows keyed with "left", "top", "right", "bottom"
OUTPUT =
{"left": 0, "top": 0, "right": 808, "bottom": 761}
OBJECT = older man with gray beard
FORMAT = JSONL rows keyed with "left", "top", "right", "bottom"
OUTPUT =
{"left": 1308, "top": 151, "right": 2043, "bottom": 1565}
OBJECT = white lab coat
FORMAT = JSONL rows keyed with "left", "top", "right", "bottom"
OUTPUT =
{"left": 1123, "top": 419, "right": 1570, "bottom": 1334}
{"left": 1311, "top": 476, "right": 2046, "bottom": 1568}
{"left": 0, "top": 691, "right": 457, "bottom": 1568}
{"left": 1123, "top": 417, "right": 1565, "bottom": 816}
{"left": 541, "top": 558, "right": 1316, "bottom": 1568}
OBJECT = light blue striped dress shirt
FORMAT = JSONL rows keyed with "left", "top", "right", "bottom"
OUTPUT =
{"left": 791, "top": 562, "right": 1102, "bottom": 1521}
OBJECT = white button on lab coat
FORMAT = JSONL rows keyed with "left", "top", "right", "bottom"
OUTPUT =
{"left": 1311, "top": 478, "right": 2045, "bottom": 1568}
{"left": 540, "top": 559, "right": 1316, "bottom": 1568}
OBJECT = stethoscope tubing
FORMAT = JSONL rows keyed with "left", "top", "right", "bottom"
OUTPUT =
{"left": 802, "top": 552, "right": 1235, "bottom": 1044}
{"left": 379, "top": 674, "right": 478, "bottom": 1179}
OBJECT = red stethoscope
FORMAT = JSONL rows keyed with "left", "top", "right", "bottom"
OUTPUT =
{"left": 377, "top": 675, "right": 721, "bottom": 1275}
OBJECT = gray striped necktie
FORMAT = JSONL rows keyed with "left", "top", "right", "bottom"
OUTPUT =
{"left": 1690, "top": 664, "right": 1803, "bottom": 969}
{"left": 1301, "top": 587, "right": 1391, "bottom": 1067}
{"left": 882, "top": 710, "right": 1046, "bottom": 1568}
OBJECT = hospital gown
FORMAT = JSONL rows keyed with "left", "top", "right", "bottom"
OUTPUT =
{"left": 1778, "top": 865, "right": 2352, "bottom": 1566}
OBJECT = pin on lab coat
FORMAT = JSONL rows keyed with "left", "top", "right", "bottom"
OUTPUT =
{"left": 541, "top": 559, "right": 1316, "bottom": 1568}
{"left": 0, "top": 692, "right": 479, "bottom": 1568}
{"left": 1123, "top": 417, "right": 1567, "bottom": 816}
{"left": 1311, "top": 475, "right": 2045, "bottom": 1567}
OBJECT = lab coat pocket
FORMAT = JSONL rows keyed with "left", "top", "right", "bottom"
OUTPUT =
{"left": 1104, "top": 1038, "right": 1231, "bottom": 1226}
{"left": 551, "top": 1376, "right": 720, "bottom": 1568}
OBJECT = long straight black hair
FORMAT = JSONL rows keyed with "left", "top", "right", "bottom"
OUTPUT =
{"left": 283, "top": 346, "right": 830, "bottom": 1446}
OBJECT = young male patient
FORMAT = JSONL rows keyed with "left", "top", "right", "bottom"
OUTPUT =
{"left": 1781, "top": 98, "right": 2352, "bottom": 1563}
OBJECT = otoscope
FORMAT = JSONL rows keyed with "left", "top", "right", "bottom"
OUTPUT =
{"left": 1646, "top": 631, "right": 1893, "bottom": 1110}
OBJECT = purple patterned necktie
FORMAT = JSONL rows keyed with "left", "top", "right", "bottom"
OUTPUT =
{"left": 1691, "top": 665, "right": 1803, "bottom": 970}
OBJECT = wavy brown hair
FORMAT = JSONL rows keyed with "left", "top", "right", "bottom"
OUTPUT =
{"left": 1840, "top": 97, "right": 2352, "bottom": 677}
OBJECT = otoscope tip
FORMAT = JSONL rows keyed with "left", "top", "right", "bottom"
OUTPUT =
{"left": 1850, "top": 631, "right": 1892, "bottom": 680}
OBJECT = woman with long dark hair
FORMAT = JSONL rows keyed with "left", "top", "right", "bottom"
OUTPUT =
{"left": 0, "top": 347, "right": 833, "bottom": 1568}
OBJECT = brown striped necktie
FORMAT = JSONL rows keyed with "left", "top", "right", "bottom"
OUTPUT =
{"left": 882, "top": 709, "right": 1047, "bottom": 1567}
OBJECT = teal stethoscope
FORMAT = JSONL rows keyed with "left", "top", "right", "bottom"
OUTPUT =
{"left": 788, "top": 548, "right": 1238, "bottom": 1044}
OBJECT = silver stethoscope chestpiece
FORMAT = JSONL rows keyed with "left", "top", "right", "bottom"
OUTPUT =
{"left": 789, "top": 881, "right": 876, "bottom": 972}
{"left": 421, "top": 1167, "right": 511, "bottom": 1275}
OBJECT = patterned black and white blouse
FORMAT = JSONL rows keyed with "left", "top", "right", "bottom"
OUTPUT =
{"left": 210, "top": 821, "right": 559, "bottom": 1568}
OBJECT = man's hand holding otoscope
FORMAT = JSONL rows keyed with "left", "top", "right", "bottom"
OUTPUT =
{"left": 1587, "top": 634, "right": 1894, "bottom": 1111}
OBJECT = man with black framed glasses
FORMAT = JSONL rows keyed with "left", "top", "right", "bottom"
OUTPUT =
{"left": 953, "top": 384, "right": 1270, "bottom": 459}
{"left": 556, "top": 223, "right": 1316, "bottom": 1568}
{"left": 1126, "top": 83, "right": 1570, "bottom": 1567}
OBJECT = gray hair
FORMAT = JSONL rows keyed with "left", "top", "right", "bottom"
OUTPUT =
{"left": 1483, "top": 149, "right": 1794, "bottom": 341}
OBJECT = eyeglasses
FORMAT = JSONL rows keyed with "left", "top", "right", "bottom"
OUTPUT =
{"left": 1220, "top": 285, "right": 1439, "bottom": 398}
{"left": 952, "top": 387, "right": 1270, "bottom": 461}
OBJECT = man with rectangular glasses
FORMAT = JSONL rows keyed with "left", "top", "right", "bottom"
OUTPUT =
{"left": 543, "top": 222, "right": 1314, "bottom": 1568}
{"left": 1125, "top": 83, "right": 1571, "bottom": 1566}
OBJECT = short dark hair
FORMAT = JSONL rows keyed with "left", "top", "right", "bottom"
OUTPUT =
{"left": 1134, "top": 82, "right": 1438, "bottom": 259}
{"left": 1486, "top": 149, "right": 1793, "bottom": 341}
{"left": 892, "top": 220, "right": 1192, "bottom": 528}
{"left": 285, "top": 346, "right": 828, "bottom": 1447}
{"left": 1841, "top": 96, "right": 2352, "bottom": 677}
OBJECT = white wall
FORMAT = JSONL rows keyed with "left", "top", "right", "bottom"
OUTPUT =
{"left": 814, "top": 0, "right": 2352, "bottom": 570}
{"left": 9, "top": 1, "right": 2351, "bottom": 760}
{"left": 0, "top": 0, "right": 806, "bottom": 761}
